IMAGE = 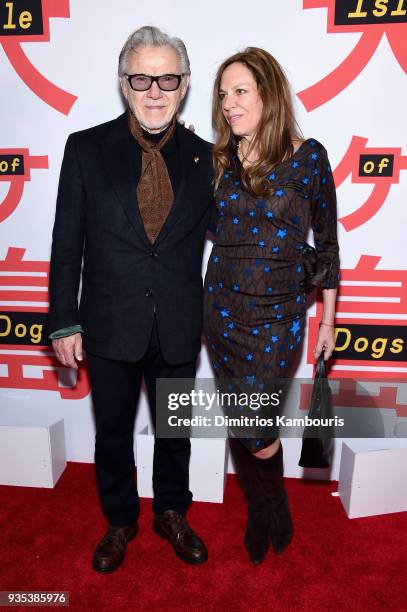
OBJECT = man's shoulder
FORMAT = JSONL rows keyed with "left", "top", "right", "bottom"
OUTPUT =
{"left": 68, "top": 113, "right": 127, "bottom": 145}
{"left": 177, "top": 123, "right": 213, "bottom": 154}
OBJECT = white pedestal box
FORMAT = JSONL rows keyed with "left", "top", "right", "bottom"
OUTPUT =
{"left": 136, "top": 426, "right": 228, "bottom": 503}
{"left": 338, "top": 441, "right": 407, "bottom": 518}
{"left": 0, "top": 414, "right": 66, "bottom": 488}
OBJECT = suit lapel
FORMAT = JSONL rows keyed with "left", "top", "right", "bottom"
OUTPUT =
{"left": 101, "top": 113, "right": 151, "bottom": 247}
{"left": 154, "top": 123, "right": 203, "bottom": 247}
{"left": 101, "top": 116, "right": 206, "bottom": 248}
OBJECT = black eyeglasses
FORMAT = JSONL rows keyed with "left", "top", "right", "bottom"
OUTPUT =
{"left": 124, "top": 73, "right": 184, "bottom": 92}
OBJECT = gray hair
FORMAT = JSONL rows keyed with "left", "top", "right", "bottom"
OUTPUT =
{"left": 118, "top": 25, "right": 191, "bottom": 77}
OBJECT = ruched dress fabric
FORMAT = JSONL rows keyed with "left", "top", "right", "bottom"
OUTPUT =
{"left": 204, "top": 139, "right": 340, "bottom": 452}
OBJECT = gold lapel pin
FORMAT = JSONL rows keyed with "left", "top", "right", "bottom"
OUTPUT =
{"left": 193, "top": 156, "right": 200, "bottom": 164}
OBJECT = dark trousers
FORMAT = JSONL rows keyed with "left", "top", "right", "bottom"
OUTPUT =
{"left": 86, "top": 317, "right": 196, "bottom": 526}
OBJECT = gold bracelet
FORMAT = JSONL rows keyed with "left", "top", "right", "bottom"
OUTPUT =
{"left": 319, "top": 322, "right": 335, "bottom": 327}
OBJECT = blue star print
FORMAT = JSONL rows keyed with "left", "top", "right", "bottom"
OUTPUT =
{"left": 203, "top": 137, "right": 339, "bottom": 435}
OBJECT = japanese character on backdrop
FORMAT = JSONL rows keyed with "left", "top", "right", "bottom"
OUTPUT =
{"left": 0, "top": 149, "right": 48, "bottom": 223}
{"left": 298, "top": 0, "right": 406, "bottom": 111}
{"left": 0, "top": 247, "right": 89, "bottom": 398}
{"left": 334, "top": 136, "right": 407, "bottom": 231}
{"left": 0, "top": 0, "right": 77, "bottom": 114}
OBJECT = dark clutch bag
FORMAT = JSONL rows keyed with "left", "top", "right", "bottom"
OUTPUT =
{"left": 298, "top": 353, "right": 334, "bottom": 469}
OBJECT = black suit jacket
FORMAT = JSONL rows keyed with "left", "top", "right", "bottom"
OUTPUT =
{"left": 48, "top": 112, "right": 214, "bottom": 363}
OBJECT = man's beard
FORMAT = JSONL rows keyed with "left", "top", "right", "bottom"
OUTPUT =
{"left": 141, "top": 120, "right": 171, "bottom": 133}
{"left": 129, "top": 107, "right": 173, "bottom": 134}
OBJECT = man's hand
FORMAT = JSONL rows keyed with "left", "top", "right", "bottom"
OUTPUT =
{"left": 52, "top": 333, "right": 84, "bottom": 369}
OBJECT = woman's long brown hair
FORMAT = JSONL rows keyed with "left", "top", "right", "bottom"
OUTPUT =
{"left": 213, "top": 47, "right": 302, "bottom": 196}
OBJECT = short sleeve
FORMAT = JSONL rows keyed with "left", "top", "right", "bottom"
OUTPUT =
{"left": 309, "top": 146, "right": 340, "bottom": 289}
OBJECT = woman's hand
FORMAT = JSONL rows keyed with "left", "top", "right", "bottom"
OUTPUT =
{"left": 313, "top": 323, "right": 336, "bottom": 361}
{"left": 176, "top": 114, "right": 195, "bottom": 132}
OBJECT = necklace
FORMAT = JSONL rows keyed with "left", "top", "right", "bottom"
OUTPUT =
{"left": 237, "top": 138, "right": 250, "bottom": 164}
{"left": 237, "top": 138, "right": 257, "bottom": 166}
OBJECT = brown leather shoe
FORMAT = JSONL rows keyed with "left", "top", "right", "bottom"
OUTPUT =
{"left": 153, "top": 510, "right": 208, "bottom": 565}
{"left": 92, "top": 523, "right": 137, "bottom": 573}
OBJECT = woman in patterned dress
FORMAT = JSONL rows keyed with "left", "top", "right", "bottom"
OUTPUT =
{"left": 204, "top": 48, "right": 340, "bottom": 564}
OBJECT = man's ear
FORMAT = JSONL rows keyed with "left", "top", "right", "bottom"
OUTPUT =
{"left": 119, "top": 77, "right": 128, "bottom": 101}
{"left": 180, "top": 74, "right": 190, "bottom": 100}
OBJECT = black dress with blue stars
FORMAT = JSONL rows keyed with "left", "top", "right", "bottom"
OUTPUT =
{"left": 204, "top": 139, "right": 340, "bottom": 452}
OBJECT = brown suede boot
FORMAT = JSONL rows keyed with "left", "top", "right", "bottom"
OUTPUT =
{"left": 253, "top": 442, "right": 294, "bottom": 554}
{"left": 229, "top": 438, "right": 270, "bottom": 564}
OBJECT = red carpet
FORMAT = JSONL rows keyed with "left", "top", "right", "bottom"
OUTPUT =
{"left": 1, "top": 463, "right": 406, "bottom": 611}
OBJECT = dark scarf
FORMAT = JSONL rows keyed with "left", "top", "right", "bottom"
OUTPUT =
{"left": 128, "top": 110, "right": 176, "bottom": 243}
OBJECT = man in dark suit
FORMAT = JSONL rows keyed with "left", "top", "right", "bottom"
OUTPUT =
{"left": 48, "top": 26, "right": 213, "bottom": 572}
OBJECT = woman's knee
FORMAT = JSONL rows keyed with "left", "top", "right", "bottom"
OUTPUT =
{"left": 252, "top": 438, "right": 280, "bottom": 459}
